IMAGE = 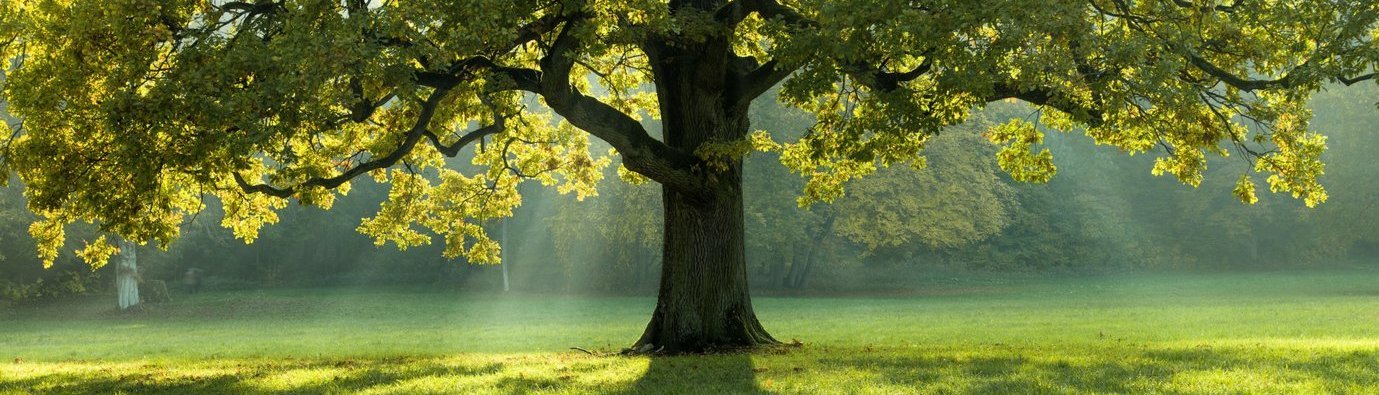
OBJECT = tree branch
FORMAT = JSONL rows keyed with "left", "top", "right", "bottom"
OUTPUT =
{"left": 743, "top": 0, "right": 815, "bottom": 26}
{"left": 535, "top": 13, "right": 708, "bottom": 198}
{"left": 730, "top": 59, "right": 795, "bottom": 107}
{"left": 988, "top": 83, "right": 1105, "bottom": 128}
{"left": 239, "top": 9, "right": 708, "bottom": 199}
{"left": 1186, "top": 54, "right": 1302, "bottom": 91}
{"left": 731, "top": 0, "right": 932, "bottom": 103}
{"left": 1336, "top": 72, "right": 1377, "bottom": 86}
{"left": 720, "top": 0, "right": 819, "bottom": 106}
{"left": 845, "top": 58, "right": 933, "bottom": 93}
{"left": 235, "top": 88, "right": 502, "bottom": 198}
{"left": 1166, "top": 0, "right": 1245, "bottom": 13}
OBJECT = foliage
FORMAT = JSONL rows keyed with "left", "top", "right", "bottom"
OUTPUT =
{"left": 549, "top": 170, "right": 662, "bottom": 291}
{"left": 0, "top": 179, "right": 105, "bottom": 304}
{"left": 0, "top": 269, "right": 98, "bottom": 304}
{"left": 5, "top": 83, "right": 1379, "bottom": 294}
{"left": 1, "top": 0, "right": 1377, "bottom": 269}
{"left": 835, "top": 127, "right": 1015, "bottom": 254}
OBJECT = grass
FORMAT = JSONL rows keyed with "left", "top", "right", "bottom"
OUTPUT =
{"left": 3, "top": 269, "right": 1379, "bottom": 393}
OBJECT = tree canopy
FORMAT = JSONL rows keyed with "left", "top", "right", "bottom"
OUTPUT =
{"left": 2, "top": 1, "right": 1378, "bottom": 266}
{"left": 5, "top": 0, "right": 1379, "bottom": 351}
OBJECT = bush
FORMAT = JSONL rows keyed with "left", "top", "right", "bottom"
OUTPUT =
{"left": 0, "top": 269, "right": 102, "bottom": 305}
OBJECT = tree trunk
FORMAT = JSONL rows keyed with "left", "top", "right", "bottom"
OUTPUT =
{"left": 791, "top": 250, "right": 816, "bottom": 289}
{"left": 781, "top": 241, "right": 804, "bottom": 288}
{"left": 633, "top": 1, "right": 778, "bottom": 352}
{"left": 790, "top": 213, "right": 836, "bottom": 289}
{"left": 116, "top": 239, "right": 139, "bottom": 310}
{"left": 633, "top": 172, "right": 777, "bottom": 353}
{"left": 500, "top": 219, "right": 510, "bottom": 292}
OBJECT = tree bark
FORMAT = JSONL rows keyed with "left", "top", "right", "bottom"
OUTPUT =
{"left": 633, "top": 170, "right": 777, "bottom": 353}
{"left": 630, "top": 0, "right": 780, "bottom": 352}
{"left": 116, "top": 239, "right": 139, "bottom": 310}
{"left": 631, "top": 35, "right": 783, "bottom": 352}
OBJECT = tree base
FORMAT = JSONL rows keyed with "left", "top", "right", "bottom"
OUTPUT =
{"left": 628, "top": 306, "right": 780, "bottom": 354}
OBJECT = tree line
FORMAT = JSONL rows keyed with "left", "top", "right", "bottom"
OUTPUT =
{"left": 6, "top": 85, "right": 1378, "bottom": 303}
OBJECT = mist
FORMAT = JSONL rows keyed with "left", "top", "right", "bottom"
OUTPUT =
{"left": 6, "top": 66, "right": 1379, "bottom": 395}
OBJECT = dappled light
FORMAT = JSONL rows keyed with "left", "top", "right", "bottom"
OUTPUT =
{"left": 6, "top": 344, "right": 1378, "bottom": 393}
{"left": 6, "top": 271, "right": 1379, "bottom": 392}
{"left": 5, "top": 0, "right": 1379, "bottom": 393}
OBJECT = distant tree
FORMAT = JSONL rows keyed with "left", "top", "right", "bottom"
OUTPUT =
{"left": 4, "top": 1, "right": 1379, "bottom": 352}
{"left": 835, "top": 129, "right": 1014, "bottom": 257}
{"left": 550, "top": 173, "right": 662, "bottom": 290}
{"left": 114, "top": 239, "right": 139, "bottom": 310}
{"left": 0, "top": 180, "right": 106, "bottom": 303}
{"left": 1307, "top": 84, "right": 1379, "bottom": 257}
{"left": 741, "top": 92, "right": 824, "bottom": 288}
{"left": 745, "top": 103, "right": 1014, "bottom": 287}
{"left": 499, "top": 218, "right": 510, "bottom": 292}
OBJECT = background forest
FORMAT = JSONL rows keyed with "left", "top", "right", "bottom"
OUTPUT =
{"left": 4, "top": 84, "right": 1379, "bottom": 302}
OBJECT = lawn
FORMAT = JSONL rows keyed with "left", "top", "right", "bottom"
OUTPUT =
{"left": 3, "top": 269, "right": 1379, "bottom": 394}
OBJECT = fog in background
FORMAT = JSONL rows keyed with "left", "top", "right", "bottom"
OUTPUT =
{"left": 5, "top": 83, "right": 1379, "bottom": 302}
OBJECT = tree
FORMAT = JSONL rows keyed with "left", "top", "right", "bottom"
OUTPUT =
{"left": 743, "top": 96, "right": 1015, "bottom": 286}
{"left": 115, "top": 239, "right": 139, "bottom": 310}
{"left": 550, "top": 171, "right": 663, "bottom": 291}
{"left": 499, "top": 218, "right": 510, "bottom": 292}
{"left": 834, "top": 128, "right": 1014, "bottom": 258}
{"left": 3, "top": 1, "right": 1379, "bottom": 352}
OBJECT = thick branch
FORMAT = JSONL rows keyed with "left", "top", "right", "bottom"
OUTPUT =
{"left": 235, "top": 88, "right": 501, "bottom": 198}
{"left": 406, "top": 12, "right": 564, "bottom": 90}
{"left": 1187, "top": 54, "right": 1301, "bottom": 91}
{"left": 1167, "top": 0, "right": 1245, "bottom": 13}
{"left": 743, "top": 0, "right": 814, "bottom": 26}
{"left": 219, "top": 1, "right": 283, "bottom": 16}
{"left": 240, "top": 10, "right": 704, "bottom": 198}
{"left": 989, "top": 83, "right": 1105, "bottom": 128}
{"left": 732, "top": 0, "right": 931, "bottom": 103}
{"left": 720, "top": 0, "right": 818, "bottom": 106}
{"left": 845, "top": 59, "right": 933, "bottom": 93}
{"left": 537, "top": 13, "right": 708, "bottom": 198}
{"left": 424, "top": 123, "right": 504, "bottom": 157}
{"left": 417, "top": 57, "right": 541, "bottom": 92}
{"left": 730, "top": 59, "right": 795, "bottom": 107}
{"left": 716, "top": 1, "right": 749, "bottom": 26}
{"left": 1336, "top": 73, "right": 1377, "bottom": 86}
{"left": 1188, "top": 53, "right": 1379, "bottom": 91}
{"left": 1094, "top": 1, "right": 1368, "bottom": 93}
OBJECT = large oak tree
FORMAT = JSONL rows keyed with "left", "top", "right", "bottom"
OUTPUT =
{"left": 2, "top": 0, "right": 1378, "bottom": 352}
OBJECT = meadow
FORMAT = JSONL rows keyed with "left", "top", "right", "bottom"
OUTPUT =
{"left": 3, "top": 269, "right": 1379, "bottom": 394}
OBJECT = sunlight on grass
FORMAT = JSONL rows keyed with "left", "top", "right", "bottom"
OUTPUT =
{"left": 1165, "top": 368, "right": 1324, "bottom": 394}
{"left": 5, "top": 344, "right": 1377, "bottom": 394}
{"left": 245, "top": 366, "right": 348, "bottom": 392}
{"left": 3, "top": 270, "right": 1379, "bottom": 393}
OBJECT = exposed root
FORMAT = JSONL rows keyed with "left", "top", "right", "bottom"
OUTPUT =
{"left": 620, "top": 343, "right": 662, "bottom": 356}
{"left": 619, "top": 337, "right": 798, "bottom": 356}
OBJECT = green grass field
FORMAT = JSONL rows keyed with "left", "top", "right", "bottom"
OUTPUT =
{"left": 3, "top": 269, "right": 1379, "bottom": 394}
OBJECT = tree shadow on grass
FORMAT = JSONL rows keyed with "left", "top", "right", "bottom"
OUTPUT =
{"left": 807, "top": 353, "right": 1153, "bottom": 393}
{"left": 6, "top": 346, "right": 1376, "bottom": 393}
{"left": 797, "top": 345, "right": 1379, "bottom": 393}
{"left": 616, "top": 352, "right": 763, "bottom": 395}
{"left": 1, "top": 358, "right": 505, "bottom": 394}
